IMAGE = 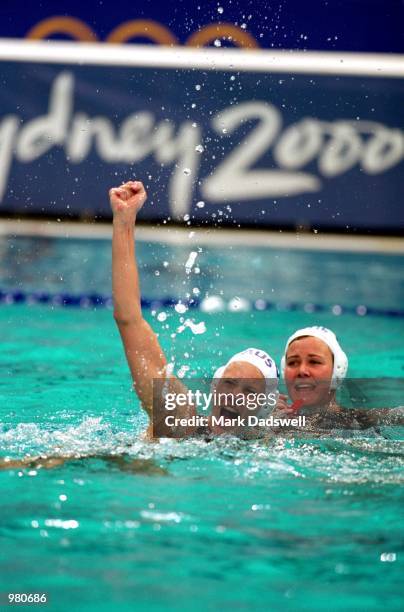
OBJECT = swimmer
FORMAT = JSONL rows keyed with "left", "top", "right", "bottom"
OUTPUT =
{"left": 110, "top": 180, "right": 279, "bottom": 438}
{"left": 0, "top": 180, "right": 279, "bottom": 473}
{"left": 275, "top": 326, "right": 404, "bottom": 430}
{"left": 0, "top": 454, "right": 167, "bottom": 475}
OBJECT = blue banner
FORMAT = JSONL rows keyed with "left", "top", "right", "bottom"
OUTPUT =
{"left": 0, "top": 47, "right": 403, "bottom": 231}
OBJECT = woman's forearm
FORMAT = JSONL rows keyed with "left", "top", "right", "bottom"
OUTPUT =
{"left": 112, "top": 217, "right": 142, "bottom": 324}
{"left": 109, "top": 181, "right": 170, "bottom": 421}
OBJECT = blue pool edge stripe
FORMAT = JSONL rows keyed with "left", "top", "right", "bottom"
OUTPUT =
{"left": 0, "top": 289, "right": 403, "bottom": 318}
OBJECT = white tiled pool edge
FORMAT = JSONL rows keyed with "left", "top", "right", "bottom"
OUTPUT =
{"left": 0, "top": 219, "right": 403, "bottom": 254}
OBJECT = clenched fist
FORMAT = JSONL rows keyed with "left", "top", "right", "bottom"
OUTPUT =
{"left": 109, "top": 180, "right": 147, "bottom": 224}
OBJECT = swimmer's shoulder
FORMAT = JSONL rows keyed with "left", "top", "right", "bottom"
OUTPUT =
{"left": 331, "top": 405, "right": 380, "bottom": 429}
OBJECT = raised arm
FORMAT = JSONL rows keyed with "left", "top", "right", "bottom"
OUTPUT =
{"left": 110, "top": 181, "right": 167, "bottom": 418}
{"left": 110, "top": 180, "right": 195, "bottom": 436}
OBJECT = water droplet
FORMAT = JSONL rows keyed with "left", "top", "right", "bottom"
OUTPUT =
{"left": 195, "top": 144, "right": 204, "bottom": 153}
{"left": 217, "top": 6, "right": 224, "bottom": 14}
{"left": 195, "top": 84, "right": 201, "bottom": 91}
{"left": 196, "top": 201, "right": 205, "bottom": 208}
{"left": 380, "top": 553, "right": 396, "bottom": 562}
{"left": 183, "top": 168, "right": 191, "bottom": 175}
{"left": 214, "top": 39, "right": 222, "bottom": 47}
{"left": 178, "top": 365, "right": 190, "bottom": 378}
{"left": 175, "top": 303, "right": 188, "bottom": 314}
{"left": 185, "top": 319, "right": 206, "bottom": 335}
{"left": 228, "top": 297, "right": 251, "bottom": 312}
{"left": 185, "top": 251, "right": 198, "bottom": 274}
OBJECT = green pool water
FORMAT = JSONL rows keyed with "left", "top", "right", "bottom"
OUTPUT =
{"left": 0, "top": 236, "right": 403, "bottom": 611}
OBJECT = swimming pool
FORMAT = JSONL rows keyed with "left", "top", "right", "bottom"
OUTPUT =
{"left": 0, "top": 230, "right": 403, "bottom": 611}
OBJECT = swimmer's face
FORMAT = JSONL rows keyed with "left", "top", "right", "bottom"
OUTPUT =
{"left": 211, "top": 361, "right": 266, "bottom": 434}
{"left": 284, "top": 336, "right": 334, "bottom": 408}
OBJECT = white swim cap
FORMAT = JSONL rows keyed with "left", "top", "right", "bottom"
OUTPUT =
{"left": 227, "top": 348, "right": 278, "bottom": 385}
{"left": 213, "top": 348, "right": 279, "bottom": 416}
{"left": 214, "top": 348, "right": 278, "bottom": 384}
{"left": 280, "top": 326, "right": 348, "bottom": 389}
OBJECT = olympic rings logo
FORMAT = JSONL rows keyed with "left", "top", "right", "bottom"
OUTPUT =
{"left": 27, "top": 16, "right": 259, "bottom": 48}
